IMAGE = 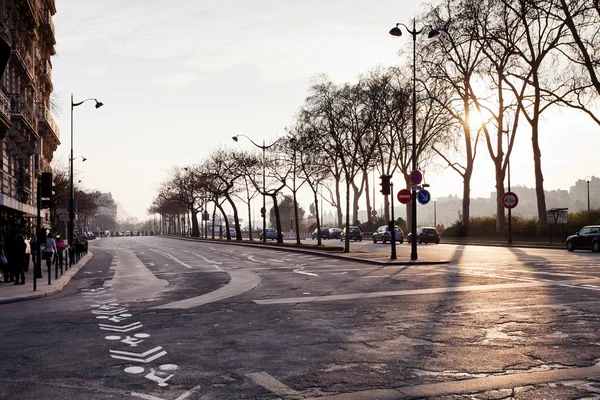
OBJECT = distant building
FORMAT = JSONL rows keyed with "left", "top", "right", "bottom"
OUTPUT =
{"left": 0, "top": 0, "right": 58, "bottom": 235}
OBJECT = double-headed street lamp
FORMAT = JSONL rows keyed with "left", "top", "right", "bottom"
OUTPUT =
{"left": 389, "top": 20, "right": 440, "bottom": 261}
{"left": 232, "top": 134, "right": 280, "bottom": 243}
{"left": 70, "top": 94, "right": 102, "bottom": 248}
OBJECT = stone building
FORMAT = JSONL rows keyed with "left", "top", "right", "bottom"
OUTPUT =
{"left": 0, "top": 0, "right": 57, "bottom": 236}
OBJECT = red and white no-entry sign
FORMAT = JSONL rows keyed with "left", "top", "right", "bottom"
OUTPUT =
{"left": 397, "top": 189, "right": 412, "bottom": 204}
{"left": 502, "top": 192, "right": 518, "bottom": 209}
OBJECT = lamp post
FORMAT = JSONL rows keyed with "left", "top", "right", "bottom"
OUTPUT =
{"left": 232, "top": 134, "right": 280, "bottom": 243}
{"left": 390, "top": 20, "right": 440, "bottom": 261}
{"left": 70, "top": 94, "right": 103, "bottom": 249}
{"left": 585, "top": 176, "right": 592, "bottom": 212}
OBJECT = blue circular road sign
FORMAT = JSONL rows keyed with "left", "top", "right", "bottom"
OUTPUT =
{"left": 410, "top": 170, "right": 423, "bottom": 185}
{"left": 417, "top": 189, "right": 431, "bottom": 205}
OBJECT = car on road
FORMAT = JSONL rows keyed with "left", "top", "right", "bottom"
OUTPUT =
{"left": 228, "top": 227, "right": 237, "bottom": 238}
{"left": 329, "top": 228, "right": 342, "bottom": 239}
{"left": 312, "top": 227, "right": 331, "bottom": 240}
{"left": 340, "top": 226, "right": 363, "bottom": 241}
{"left": 124, "top": 231, "right": 131, "bottom": 237}
{"left": 260, "top": 228, "right": 278, "bottom": 241}
{"left": 372, "top": 225, "right": 404, "bottom": 244}
{"left": 566, "top": 225, "right": 600, "bottom": 252}
{"left": 406, "top": 227, "right": 440, "bottom": 244}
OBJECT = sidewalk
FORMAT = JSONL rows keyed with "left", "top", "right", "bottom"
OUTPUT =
{"left": 0, "top": 252, "right": 94, "bottom": 305}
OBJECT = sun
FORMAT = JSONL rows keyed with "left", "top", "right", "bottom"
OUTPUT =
{"left": 468, "top": 110, "right": 485, "bottom": 130}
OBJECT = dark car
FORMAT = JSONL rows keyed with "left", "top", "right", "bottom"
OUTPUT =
{"left": 329, "top": 228, "right": 342, "bottom": 239}
{"left": 260, "top": 228, "right": 278, "bottom": 241}
{"left": 312, "top": 228, "right": 330, "bottom": 240}
{"left": 407, "top": 227, "right": 440, "bottom": 244}
{"left": 372, "top": 225, "right": 404, "bottom": 244}
{"left": 566, "top": 225, "right": 600, "bottom": 252}
{"left": 341, "top": 226, "right": 363, "bottom": 241}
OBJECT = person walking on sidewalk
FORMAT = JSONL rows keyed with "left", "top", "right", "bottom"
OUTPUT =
{"left": 43, "top": 233, "right": 57, "bottom": 273}
{"left": 0, "top": 235, "right": 7, "bottom": 283}
{"left": 13, "top": 234, "right": 26, "bottom": 285}
{"left": 24, "top": 234, "right": 31, "bottom": 273}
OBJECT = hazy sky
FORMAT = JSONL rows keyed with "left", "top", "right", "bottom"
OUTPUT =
{"left": 52, "top": 0, "right": 600, "bottom": 221}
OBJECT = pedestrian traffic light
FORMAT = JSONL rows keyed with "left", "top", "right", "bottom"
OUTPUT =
{"left": 380, "top": 175, "right": 391, "bottom": 196}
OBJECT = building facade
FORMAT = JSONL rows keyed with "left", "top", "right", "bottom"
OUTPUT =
{"left": 0, "top": 0, "right": 57, "bottom": 236}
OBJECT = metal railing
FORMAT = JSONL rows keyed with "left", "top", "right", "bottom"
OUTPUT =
{"left": 0, "top": 90, "right": 10, "bottom": 122}
{"left": 10, "top": 93, "right": 35, "bottom": 129}
{"left": 9, "top": 30, "right": 34, "bottom": 79}
{"left": 37, "top": 103, "right": 59, "bottom": 140}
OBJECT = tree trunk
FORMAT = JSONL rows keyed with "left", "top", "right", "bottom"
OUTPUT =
{"left": 225, "top": 194, "right": 241, "bottom": 240}
{"left": 404, "top": 175, "right": 412, "bottom": 231}
{"left": 246, "top": 196, "right": 253, "bottom": 241}
{"left": 271, "top": 194, "right": 284, "bottom": 243}
{"left": 344, "top": 181, "right": 351, "bottom": 253}
{"left": 191, "top": 209, "right": 200, "bottom": 237}
{"left": 211, "top": 202, "right": 217, "bottom": 239}
{"left": 531, "top": 119, "right": 547, "bottom": 226}
{"left": 462, "top": 167, "right": 472, "bottom": 236}
{"left": 335, "top": 179, "right": 343, "bottom": 227}
{"left": 217, "top": 203, "right": 229, "bottom": 240}
{"left": 365, "top": 171, "right": 372, "bottom": 224}
{"left": 495, "top": 163, "right": 506, "bottom": 233}
{"left": 293, "top": 190, "right": 301, "bottom": 245}
{"left": 313, "top": 188, "right": 322, "bottom": 246}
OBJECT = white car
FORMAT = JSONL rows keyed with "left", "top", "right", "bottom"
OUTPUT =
{"left": 125, "top": 231, "right": 131, "bottom": 237}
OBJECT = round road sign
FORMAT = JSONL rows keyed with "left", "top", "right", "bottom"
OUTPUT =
{"left": 501, "top": 192, "right": 518, "bottom": 209}
{"left": 417, "top": 189, "right": 431, "bottom": 205}
{"left": 397, "top": 189, "right": 412, "bottom": 204}
{"left": 371, "top": 209, "right": 377, "bottom": 216}
{"left": 371, "top": 216, "right": 377, "bottom": 223}
{"left": 410, "top": 170, "right": 423, "bottom": 185}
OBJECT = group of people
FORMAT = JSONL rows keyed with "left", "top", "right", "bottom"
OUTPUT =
{"left": 0, "top": 230, "right": 68, "bottom": 286}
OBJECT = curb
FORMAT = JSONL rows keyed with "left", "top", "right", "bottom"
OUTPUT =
{"left": 163, "top": 236, "right": 450, "bottom": 266}
{"left": 0, "top": 252, "right": 94, "bottom": 305}
{"left": 440, "top": 240, "right": 564, "bottom": 250}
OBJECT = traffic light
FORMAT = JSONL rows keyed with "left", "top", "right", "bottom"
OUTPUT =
{"left": 260, "top": 207, "right": 266, "bottom": 218}
{"left": 380, "top": 175, "right": 391, "bottom": 196}
{"left": 41, "top": 172, "right": 53, "bottom": 198}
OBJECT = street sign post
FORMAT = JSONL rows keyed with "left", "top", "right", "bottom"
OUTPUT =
{"left": 371, "top": 210, "right": 377, "bottom": 216}
{"left": 501, "top": 192, "right": 518, "bottom": 209}
{"left": 410, "top": 170, "right": 422, "bottom": 185}
{"left": 547, "top": 208, "right": 568, "bottom": 245}
{"left": 397, "top": 189, "right": 412, "bottom": 204}
{"left": 371, "top": 216, "right": 377, "bottom": 223}
{"left": 417, "top": 190, "right": 431, "bottom": 205}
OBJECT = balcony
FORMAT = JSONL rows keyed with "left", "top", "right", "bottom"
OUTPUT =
{"left": 40, "top": 58, "right": 52, "bottom": 89}
{"left": 37, "top": 103, "right": 60, "bottom": 142}
{"left": 16, "top": 0, "right": 41, "bottom": 29}
{"left": 10, "top": 93, "right": 36, "bottom": 134}
{"left": 10, "top": 31, "right": 34, "bottom": 81}
{"left": 41, "top": 8, "right": 56, "bottom": 45}
{"left": 0, "top": 90, "right": 11, "bottom": 129}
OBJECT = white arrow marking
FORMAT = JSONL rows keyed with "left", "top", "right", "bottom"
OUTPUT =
{"left": 131, "top": 385, "right": 201, "bottom": 400}
{"left": 99, "top": 322, "right": 143, "bottom": 332}
{"left": 110, "top": 346, "right": 167, "bottom": 363}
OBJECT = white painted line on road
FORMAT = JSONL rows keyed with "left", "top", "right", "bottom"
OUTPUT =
{"left": 254, "top": 278, "right": 600, "bottom": 305}
{"left": 191, "top": 252, "right": 223, "bottom": 265}
{"left": 245, "top": 372, "right": 302, "bottom": 399}
{"left": 293, "top": 268, "right": 318, "bottom": 277}
{"left": 248, "top": 255, "right": 266, "bottom": 264}
{"left": 131, "top": 385, "right": 201, "bottom": 400}
{"left": 149, "top": 249, "right": 192, "bottom": 268}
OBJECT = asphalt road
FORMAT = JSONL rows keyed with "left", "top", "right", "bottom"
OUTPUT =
{"left": 1, "top": 236, "right": 600, "bottom": 399}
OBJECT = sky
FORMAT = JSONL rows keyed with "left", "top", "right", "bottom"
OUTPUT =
{"left": 51, "top": 0, "right": 600, "bottom": 222}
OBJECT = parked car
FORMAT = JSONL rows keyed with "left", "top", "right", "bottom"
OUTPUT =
{"left": 372, "top": 225, "right": 404, "bottom": 244}
{"left": 260, "top": 228, "right": 278, "bottom": 241}
{"left": 228, "top": 227, "right": 237, "bottom": 238}
{"left": 312, "top": 227, "right": 331, "bottom": 240}
{"left": 340, "top": 226, "right": 363, "bottom": 241}
{"left": 124, "top": 231, "right": 131, "bottom": 237}
{"left": 566, "top": 225, "right": 600, "bottom": 252}
{"left": 329, "top": 228, "right": 342, "bottom": 239}
{"left": 406, "top": 227, "right": 440, "bottom": 244}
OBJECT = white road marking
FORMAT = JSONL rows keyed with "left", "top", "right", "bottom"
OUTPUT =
{"left": 245, "top": 372, "right": 302, "bottom": 399}
{"left": 149, "top": 249, "right": 192, "bottom": 268}
{"left": 293, "top": 269, "right": 318, "bottom": 277}
{"left": 248, "top": 255, "right": 266, "bottom": 264}
{"left": 131, "top": 385, "right": 201, "bottom": 400}
{"left": 191, "top": 252, "right": 222, "bottom": 265}
{"left": 254, "top": 278, "right": 600, "bottom": 305}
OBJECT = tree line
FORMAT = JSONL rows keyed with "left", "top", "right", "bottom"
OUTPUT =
{"left": 151, "top": 0, "right": 600, "bottom": 251}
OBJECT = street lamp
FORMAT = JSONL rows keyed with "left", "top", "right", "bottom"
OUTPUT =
{"left": 390, "top": 20, "right": 440, "bottom": 261}
{"left": 70, "top": 94, "right": 103, "bottom": 249}
{"left": 585, "top": 176, "right": 592, "bottom": 212}
{"left": 232, "top": 134, "right": 280, "bottom": 243}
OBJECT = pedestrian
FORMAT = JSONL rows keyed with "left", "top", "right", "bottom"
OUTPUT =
{"left": 56, "top": 237, "right": 67, "bottom": 268}
{"left": 3, "top": 234, "right": 15, "bottom": 283}
{"left": 24, "top": 234, "right": 31, "bottom": 273}
{"left": 30, "top": 232, "right": 38, "bottom": 265}
{"left": 43, "top": 233, "right": 57, "bottom": 273}
{"left": 13, "top": 234, "right": 26, "bottom": 285}
{"left": 0, "top": 235, "right": 7, "bottom": 284}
